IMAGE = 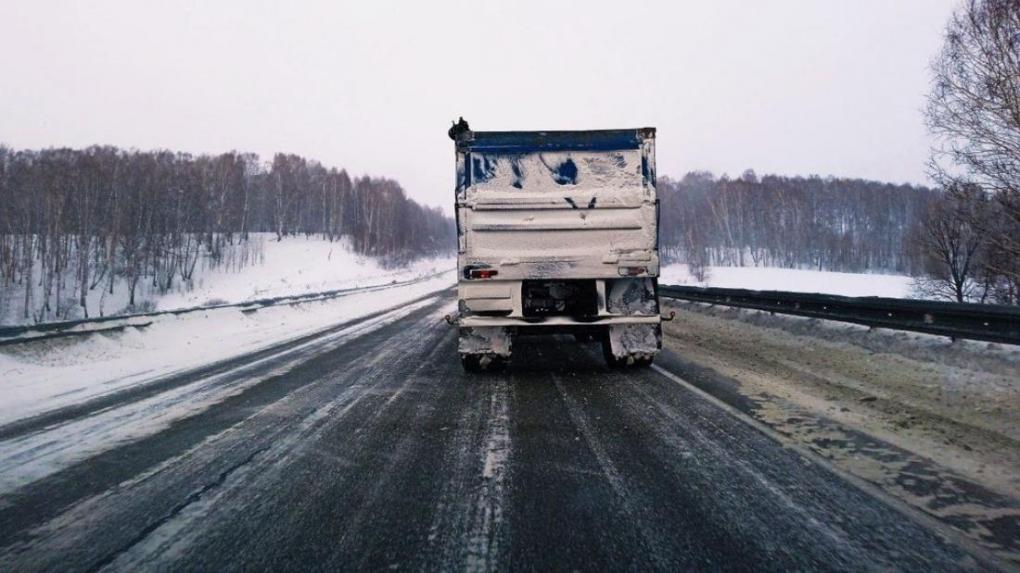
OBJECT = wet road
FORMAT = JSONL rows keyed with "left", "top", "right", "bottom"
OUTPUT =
{"left": 0, "top": 293, "right": 1001, "bottom": 571}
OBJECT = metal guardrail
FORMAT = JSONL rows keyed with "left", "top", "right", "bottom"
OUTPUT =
{"left": 6, "top": 276, "right": 1015, "bottom": 347}
{"left": 0, "top": 270, "right": 454, "bottom": 346}
{"left": 659, "top": 285, "right": 1020, "bottom": 346}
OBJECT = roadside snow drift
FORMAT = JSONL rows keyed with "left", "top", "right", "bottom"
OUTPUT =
{"left": 158, "top": 235, "right": 453, "bottom": 310}
{"left": 0, "top": 233, "right": 454, "bottom": 325}
{"left": 0, "top": 271, "right": 455, "bottom": 427}
{"left": 660, "top": 264, "right": 914, "bottom": 299}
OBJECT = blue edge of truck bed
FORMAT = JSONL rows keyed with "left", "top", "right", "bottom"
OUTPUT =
{"left": 456, "top": 128, "right": 655, "bottom": 153}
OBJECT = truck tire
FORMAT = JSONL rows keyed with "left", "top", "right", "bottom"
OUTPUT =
{"left": 632, "top": 355, "right": 654, "bottom": 368}
{"left": 601, "top": 336, "right": 654, "bottom": 368}
{"left": 460, "top": 353, "right": 505, "bottom": 373}
{"left": 601, "top": 336, "right": 623, "bottom": 368}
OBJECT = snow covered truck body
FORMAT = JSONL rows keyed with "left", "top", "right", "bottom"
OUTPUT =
{"left": 449, "top": 121, "right": 664, "bottom": 371}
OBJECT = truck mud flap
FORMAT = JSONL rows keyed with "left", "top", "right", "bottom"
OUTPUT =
{"left": 458, "top": 326, "right": 512, "bottom": 358}
{"left": 605, "top": 323, "right": 661, "bottom": 359}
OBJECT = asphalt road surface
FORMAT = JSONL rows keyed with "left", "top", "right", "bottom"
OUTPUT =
{"left": 0, "top": 292, "right": 1003, "bottom": 571}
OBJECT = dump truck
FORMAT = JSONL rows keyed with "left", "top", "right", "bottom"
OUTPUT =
{"left": 448, "top": 119, "right": 666, "bottom": 371}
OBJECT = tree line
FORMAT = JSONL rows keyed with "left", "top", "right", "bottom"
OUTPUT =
{"left": 0, "top": 146, "right": 453, "bottom": 322}
{"left": 659, "top": 170, "right": 938, "bottom": 278}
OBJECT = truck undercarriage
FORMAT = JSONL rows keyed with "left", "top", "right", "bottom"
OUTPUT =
{"left": 458, "top": 277, "right": 662, "bottom": 371}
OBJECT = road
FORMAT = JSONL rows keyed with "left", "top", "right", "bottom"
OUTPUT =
{"left": 0, "top": 291, "right": 1003, "bottom": 571}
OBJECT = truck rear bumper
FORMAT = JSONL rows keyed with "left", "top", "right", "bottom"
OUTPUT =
{"left": 459, "top": 315, "right": 660, "bottom": 328}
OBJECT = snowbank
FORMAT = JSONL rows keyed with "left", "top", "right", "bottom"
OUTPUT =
{"left": 659, "top": 264, "right": 914, "bottom": 299}
{"left": 0, "top": 233, "right": 455, "bottom": 325}
{"left": 0, "top": 272, "right": 455, "bottom": 427}
{"left": 157, "top": 235, "right": 454, "bottom": 310}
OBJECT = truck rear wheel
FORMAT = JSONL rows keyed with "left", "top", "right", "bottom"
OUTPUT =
{"left": 632, "top": 355, "right": 654, "bottom": 368}
{"left": 460, "top": 353, "right": 506, "bottom": 373}
{"left": 601, "top": 336, "right": 654, "bottom": 368}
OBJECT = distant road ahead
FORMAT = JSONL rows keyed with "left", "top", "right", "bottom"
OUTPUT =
{"left": 0, "top": 293, "right": 997, "bottom": 572}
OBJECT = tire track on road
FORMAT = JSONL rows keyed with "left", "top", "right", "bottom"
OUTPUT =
{"left": 0, "top": 296, "right": 442, "bottom": 496}
{"left": 0, "top": 298, "right": 454, "bottom": 570}
{"left": 464, "top": 377, "right": 511, "bottom": 573}
{"left": 550, "top": 372, "right": 675, "bottom": 571}
{"left": 108, "top": 302, "right": 488, "bottom": 572}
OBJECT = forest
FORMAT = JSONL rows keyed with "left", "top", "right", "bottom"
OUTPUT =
{"left": 0, "top": 146, "right": 453, "bottom": 322}
{"left": 659, "top": 170, "right": 937, "bottom": 276}
{"left": 1, "top": 141, "right": 946, "bottom": 324}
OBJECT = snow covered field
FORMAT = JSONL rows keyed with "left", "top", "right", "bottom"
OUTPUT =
{"left": 659, "top": 264, "right": 914, "bottom": 299}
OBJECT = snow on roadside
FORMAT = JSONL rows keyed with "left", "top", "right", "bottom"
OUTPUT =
{"left": 0, "top": 272, "right": 455, "bottom": 427}
{"left": 157, "top": 234, "right": 454, "bottom": 310}
{"left": 0, "top": 295, "right": 457, "bottom": 495}
{"left": 0, "top": 233, "right": 455, "bottom": 325}
{"left": 660, "top": 264, "right": 914, "bottom": 299}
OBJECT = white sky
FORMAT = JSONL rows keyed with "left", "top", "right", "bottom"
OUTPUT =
{"left": 1, "top": 1, "right": 958, "bottom": 213}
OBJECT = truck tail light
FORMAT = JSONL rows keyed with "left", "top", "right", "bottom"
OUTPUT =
{"left": 618, "top": 266, "right": 647, "bottom": 277}
{"left": 469, "top": 269, "right": 499, "bottom": 279}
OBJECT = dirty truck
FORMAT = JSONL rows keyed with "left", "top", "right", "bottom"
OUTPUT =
{"left": 448, "top": 119, "right": 665, "bottom": 371}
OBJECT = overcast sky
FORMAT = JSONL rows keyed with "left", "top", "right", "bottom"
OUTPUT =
{"left": 1, "top": 1, "right": 958, "bottom": 212}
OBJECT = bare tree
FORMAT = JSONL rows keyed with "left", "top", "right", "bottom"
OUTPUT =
{"left": 911, "top": 185, "right": 987, "bottom": 302}
{"left": 0, "top": 145, "right": 456, "bottom": 324}
{"left": 927, "top": 0, "right": 1020, "bottom": 302}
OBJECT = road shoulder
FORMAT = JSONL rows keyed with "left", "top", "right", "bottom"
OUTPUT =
{"left": 660, "top": 299, "right": 1020, "bottom": 566}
